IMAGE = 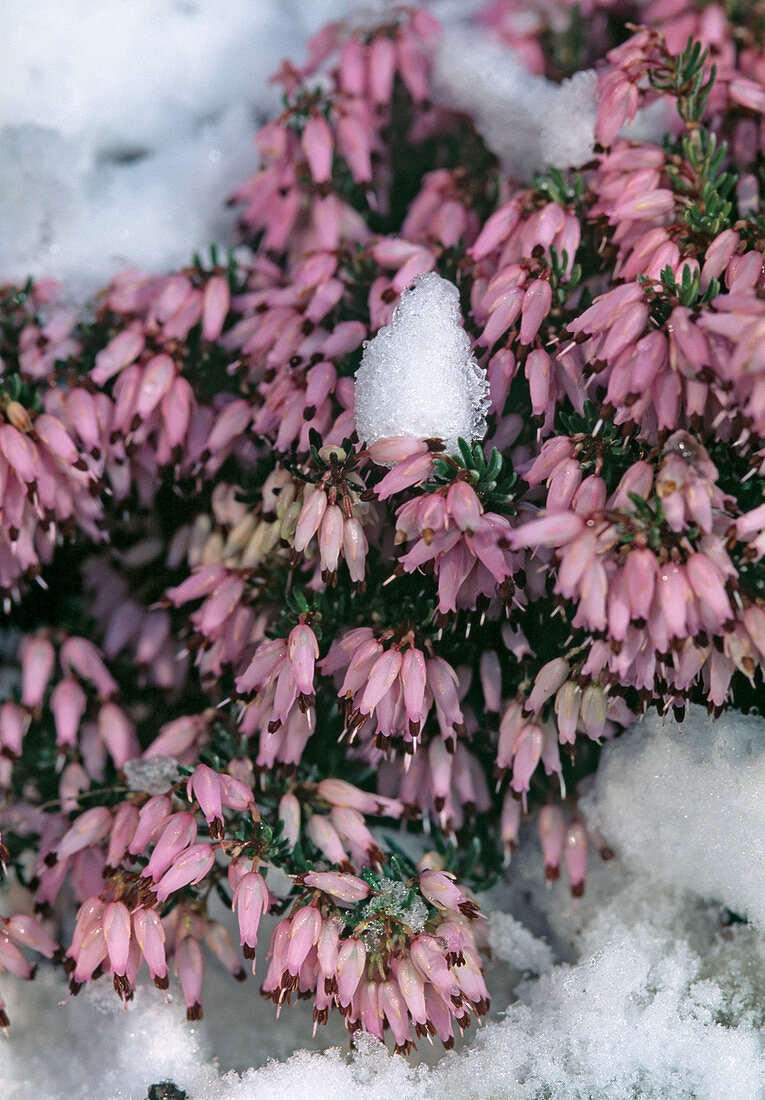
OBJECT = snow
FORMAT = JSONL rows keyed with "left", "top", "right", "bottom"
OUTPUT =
{"left": 0, "top": 0, "right": 360, "bottom": 300}
{"left": 434, "top": 29, "right": 599, "bottom": 176}
{"left": 124, "top": 757, "right": 181, "bottom": 796}
{"left": 4, "top": 853, "right": 765, "bottom": 1098}
{"left": 354, "top": 273, "right": 491, "bottom": 454}
{"left": 581, "top": 706, "right": 765, "bottom": 932}
{"left": 359, "top": 878, "right": 429, "bottom": 935}
{"left": 487, "top": 911, "right": 554, "bottom": 974}
{"left": 433, "top": 27, "right": 672, "bottom": 178}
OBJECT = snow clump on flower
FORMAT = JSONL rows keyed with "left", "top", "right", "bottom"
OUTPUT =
{"left": 354, "top": 272, "right": 490, "bottom": 456}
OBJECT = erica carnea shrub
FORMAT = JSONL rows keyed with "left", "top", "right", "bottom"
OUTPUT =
{"left": 1, "top": 0, "right": 765, "bottom": 1055}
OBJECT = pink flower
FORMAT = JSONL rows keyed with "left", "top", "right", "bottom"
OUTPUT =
{"left": 176, "top": 935, "right": 206, "bottom": 1020}
{"left": 187, "top": 764, "right": 225, "bottom": 839}
{"left": 57, "top": 807, "right": 112, "bottom": 861}
{"left": 154, "top": 843, "right": 216, "bottom": 903}
{"left": 132, "top": 908, "right": 168, "bottom": 988}
{"left": 300, "top": 871, "right": 370, "bottom": 905}
{"left": 144, "top": 812, "right": 198, "bottom": 882}
{"left": 419, "top": 870, "right": 481, "bottom": 919}
{"left": 564, "top": 822, "right": 588, "bottom": 897}
{"left": 336, "top": 937, "right": 366, "bottom": 1008}
{"left": 232, "top": 871, "right": 270, "bottom": 959}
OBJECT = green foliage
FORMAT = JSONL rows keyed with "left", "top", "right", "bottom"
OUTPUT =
{"left": 556, "top": 400, "right": 652, "bottom": 495}
{"left": 639, "top": 263, "right": 720, "bottom": 326}
{"left": 531, "top": 167, "right": 585, "bottom": 211}
{"left": 649, "top": 37, "right": 717, "bottom": 126}
{"left": 431, "top": 437, "right": 519, "bottom": 512}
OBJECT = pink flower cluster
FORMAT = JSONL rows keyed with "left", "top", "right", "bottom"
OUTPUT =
{"left": 263, "top": 868, "right": 488, "bottom": 1053}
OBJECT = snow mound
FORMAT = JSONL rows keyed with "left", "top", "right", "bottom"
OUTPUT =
{"left": 581, "top": 705, "right": 765, "bottom": 931}
{"left": 433, "top": 29, "right": 598, "bottom": 176}
{"left": 354, "top": 273, "right": 490, "bottom": 455}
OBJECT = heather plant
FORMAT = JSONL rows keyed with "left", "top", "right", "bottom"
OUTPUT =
{"left": 1, "top": 0, "right": 765, "bottom": 1059}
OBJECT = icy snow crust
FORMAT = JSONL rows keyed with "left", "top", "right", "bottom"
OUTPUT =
{"left": 354, "top": 273, "right": 491, "bottom": 455}
{"left": 433, "top": 26, "right": 671, "bottom": 178}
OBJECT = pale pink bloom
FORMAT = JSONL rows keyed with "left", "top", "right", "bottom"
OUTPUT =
{"left": 309, "top": 500, "right": 343, "bottom": 575}
{"left": 359, "top": 649, "right": 402, "bottom": 715}
{"left": 538, "top": 804, "right": 566, "bottom": 881}
{"left": 302, "top": 113, "right": 334, "bottom": 184}
{"left": 154, "top": 843, "right": 216, "bottom": 903}
{"left": 524, "top": 659, "right": 570, "bottom": 715}
{"left": 366, "top": 437, "right": 428, "bottom": 465}
{"left": 510, "top": 511, "right": 583, "bottom": 549}
{"left": 510, "top": 726, "right": 544, "bottom": 796}
{"left": 375, "top": 451, "right": 435, "bottom": 498}
{"left": 232, "top": 871, "right": 269, "bottom": 958}
{"left": 4, "top": 914, "right": 57, "bottom": 958}
{"left": 57, "top": 806, "right": 112, "bottom": 861}
{"left": 730, "top": 77, "right": 765, "bottom": 112}
{"left": 0, "top": 703, "right": 28, "bottom": 758}
{"left": 19, "top": 634, "right": 56, "bottom": 710}
{"left": 50, "top": 677, "right": 87, "bottom": 749}
{"left": 316, "top": 919, "right": 339, "bottom": 994}
{"left": 342, "top": 517, "right": 368, "bottom": 585}
{"left": 286, "top": 905, "right": 322, "bottom": 977}
{"left": 336, "top": 937, "right": 366, "bottom": 1008}
{"left": 60, "top": 638, "right": 118, "bottom": 700}
{"left": 300, "top": 870, "right": 370, "bottom": 904}
{"left": 187, "top": 763, "right": 225, "bottom": 838}
{"left": 288, "top": 623, "right": 320, "bottom": 698}
{"left": 97, "top": 703, "right": 140, "bottom": 768}
{"left": 419, "top": 870, "right": 481, "bottom": 918}
{"left": 554, "top": 681, "right": 581, "bottom": 744}
{"left": 103, "top": 900, "right": 132, "bottom": 979}
{"left": 105, "top": 802, "right": 138, "bottom": 871}
{"left": 401, "top": 647, "right": 428, "bottom": 734}
{"left": 176, "top": 935, "right": 206, "bottom": 1020}
{"left": 410, "top": 935, "right": 459, "bottom": 1002}
{"left": 72, "top": 924, "right": 107, "bottom": 986}
{"left": 307, "top": 814, "right": 350, "bottom": 868}
{"left": 132, "top": 907, "right": 168, "bottom": 987}
{"left": 205, "top": 920, "right": 245, "bottom": 979}
{"left": 201, "top": 276, "right": 230, "bottom": 342}
{"left": 129, "top": 795, "right": 173, "bottom": 855}
{"left": 278, "top": 792, "right": 301, "bottom": 848}
{"left": 143, "top": 715, "right": 208, "bottom": 762}
{"left": 144, "top": 812, "right": 198, "bottom": 882}
{"left": 564, "top": 822, "right": 588, "bottom": 897}
{"left": 329, "top": 806, "right": 382, "bottom": 866}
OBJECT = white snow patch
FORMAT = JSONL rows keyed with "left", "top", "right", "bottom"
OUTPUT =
{"left": 581, "top": 705, "right": 765, "bottom": 932}
{"left": 354, "top": 273, "right": 490, "bottom": 455}
{"left": 488, "top": 911, "right": 554, "bottom": 974}
{"left": 433, "top": 28, "right": 673, "bottom": 179}
{"left": 434, "top": 29, "right": 598, "bottom": 176}
{"left": 0, "top": 0, "right": 359, "bottom": 299}
{"left": 124, "top": 756, "right": 180, "bottom": 796}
